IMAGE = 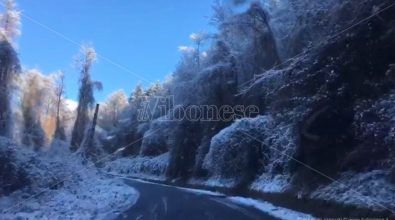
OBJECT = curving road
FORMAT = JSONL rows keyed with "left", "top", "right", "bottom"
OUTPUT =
{"left": 115, "top": 178, "right": 278, "bottom": 220}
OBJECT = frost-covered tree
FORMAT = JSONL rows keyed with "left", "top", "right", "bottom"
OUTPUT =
{"left": 210, "top": 0, "right": 233, "bottom": 28}
{"left": 0, "top": 0, "right": 21, "bottom": 44}
{"left": 145, "top": 81, "right": 162, "bottom": 98}
{"left": 128, "top": 83, "right": 145, "bottom": 105}
{"left": 0, "top": 0, "right": 20, "bottom": 137}
{"left": 53, "top": 71, "right": 66, "bottom": 140}
{"left": 70, "top": 46, "right": 102, "bottom": 151}
{"left": 0, "top": 40, "right": 18, "bottom": 136}
{"left": 99, "top": 90, "right": 128, "bottom": 130}
{"left": 106, "top": 90, "right": 127, "bottom": 126}
{"left": 20, "top": 70, "right": 48, "bottom": 149}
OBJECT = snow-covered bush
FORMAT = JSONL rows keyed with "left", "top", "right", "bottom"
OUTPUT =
{"left": 203, "top": 114, "right": 298, "bottom": 189}
{"left": 203, "top": 116, "right": 273, "bottom": 186}
{"left": 105, "top": 153, "right": 169, "bottom": 180}
{"left": 0, "top": 138, "right": 30, "bottom": 195}
{"left": 140, "top": 117, "right": 174, "bottom": 156}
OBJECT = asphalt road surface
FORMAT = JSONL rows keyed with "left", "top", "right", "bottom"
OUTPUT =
{"left": 116, "top": 178, "right": 278, "bottom": 220}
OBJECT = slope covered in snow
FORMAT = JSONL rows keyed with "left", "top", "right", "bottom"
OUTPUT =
{"left": 99, "top": 0, "right": 395, "bottom": 217}
{"left": 0, "top": 138, "right": 139, "bottom": 219}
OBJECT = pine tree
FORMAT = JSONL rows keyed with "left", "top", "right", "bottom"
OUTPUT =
{"left": 129, "top": 83, "right": 145, "bottom": 106}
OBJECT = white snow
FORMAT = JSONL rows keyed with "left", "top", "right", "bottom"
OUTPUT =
{"left": 311, "top": 170, "right": 395, "bottom": 211}
{"left": 0, "top": 138, "right": 139, "bottom": 220}
{"left": 176, "top": 187, "right": 224, "bottom": 197}
{"left": 250, "top": 174, "right": 290, "bottom": 193}
{"left": 203, "top": 114, "right": 297, "bottom": 191}
{"left": 106, "top": 135, "right": 115, "bottom": 140}
{"left": 228, "top": 196, "right": 314, "bottom": 220}
{"left": 188, "top": 176, "right": 238, "bottom": 189}
{"left": 0, "top": 176, "right": 139, "bottom": 220}
{"left": 105, "top": 153, "right": 169, "bottom": 181}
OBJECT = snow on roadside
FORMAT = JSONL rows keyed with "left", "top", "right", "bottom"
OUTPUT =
{"left": 175, "top": 187, "right": 224, "bottom": 197}
{"left": 0, "top": 138, "right": 139, "bottom": 220}
{"left": 250, "top": 174, "right": 290, "bottom": 193}
{"left": 228, "top": 196, "right": 314, "bottom": 220}
{"left": 0, "top": 175, "right": 139, "bottom": 220}
{"left": 105, "top": 153, "right": 169, "bottom": 181}
{"left": 311, "top": 170, "right": 395, "bottom": 211}
{"left": 188, "top": 177, "right": 237, "bottom": 189}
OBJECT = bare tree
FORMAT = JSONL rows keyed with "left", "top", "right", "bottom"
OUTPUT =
{"left": 53, "top": 71, "right": 66, "bottom": 140}
{"left": 70, "top": 46, "right": 102, "bottom": 151}
{"left": 190, "top": 32, "right": 207, "bottom": 69}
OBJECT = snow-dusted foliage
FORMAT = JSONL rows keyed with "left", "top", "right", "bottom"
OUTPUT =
{"left": 140, "top": 117, "right": 174, "bottom": 156}
{"left": 98, "top": 90, "right": 128, "bottom": 132}
{"left": 103, "top": 0, "right": 395, "bottom": 213}
{"left": 70, "top": 46, "right": 102, "bottom": 151}
{"left": 311, "top": 170, "right": 395, "bottom": 211}
{"left": 105, "top": 153, "right": 169, "bottom": 181}
{"left": 0, "top": 0, "right": 21, "bottom": 44}
{"left": 203, "top": 115, "right": 297, "bottom": 189}
{"left": 0, "top": 40, "right": 19, "bottom": 137}
{"left": 348, "top": 91, "right": 395, "bottom": 171}
{"left": 20, "top": 69, "right": 49, "bottom": 149}
{"left": 203, "top": 116, "right": 272, "bottom": 186}
{"left": 0, "top": 137, "right": 138, "bottom": 219}
{"left": 15, "top": 69, "right": 71, "bottom": 149}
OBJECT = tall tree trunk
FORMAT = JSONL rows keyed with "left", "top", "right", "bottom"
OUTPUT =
{"left": 0, "top": 41, "right": 19, "bottom": 137}
{"left": 54, "top": 83, "right": 66, "bottom": 140}
{"left": 84, "top": 104, "right": 99, "bottom": 155}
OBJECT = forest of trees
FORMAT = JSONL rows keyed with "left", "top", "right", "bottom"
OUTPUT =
{"left": 0, "top": 0, "right": 105, "bottom": 157}
{"left": 1, "top": 0, "right": 395, "bottom": 217}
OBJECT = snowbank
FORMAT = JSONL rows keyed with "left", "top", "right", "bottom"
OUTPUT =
{"left": 228, "top": 196, "right": 313, "bottom": 220}
{"left": 0, "top": 138, "right": 139, "bottom": 219}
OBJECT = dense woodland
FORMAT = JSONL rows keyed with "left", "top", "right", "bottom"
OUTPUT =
{"left": 1, "top": 0, "right": 395, "bottom": 218}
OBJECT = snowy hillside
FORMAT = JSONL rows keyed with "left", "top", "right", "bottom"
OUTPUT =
{"left": 0, "top": 138, "right": 138, "bottom": 219}
{"left": 1, "top": 0, "right": 395, "bottom": 218}
{"left": 103, "top": 0, "right": 395, "bottom": 216}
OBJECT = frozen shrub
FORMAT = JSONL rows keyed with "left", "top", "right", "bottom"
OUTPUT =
{"left": 140, "top": 117, "right": 174, "bottom": 156}
{"left": 203, "top": 116, "right": 273, "bottom": 187}
{"left": 0, "top": 138, "right": 29, "bottom": 195}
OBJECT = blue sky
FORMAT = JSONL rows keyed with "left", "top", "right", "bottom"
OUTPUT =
{"left": 17, "top": 0, "right": 214, "bottom": 101}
